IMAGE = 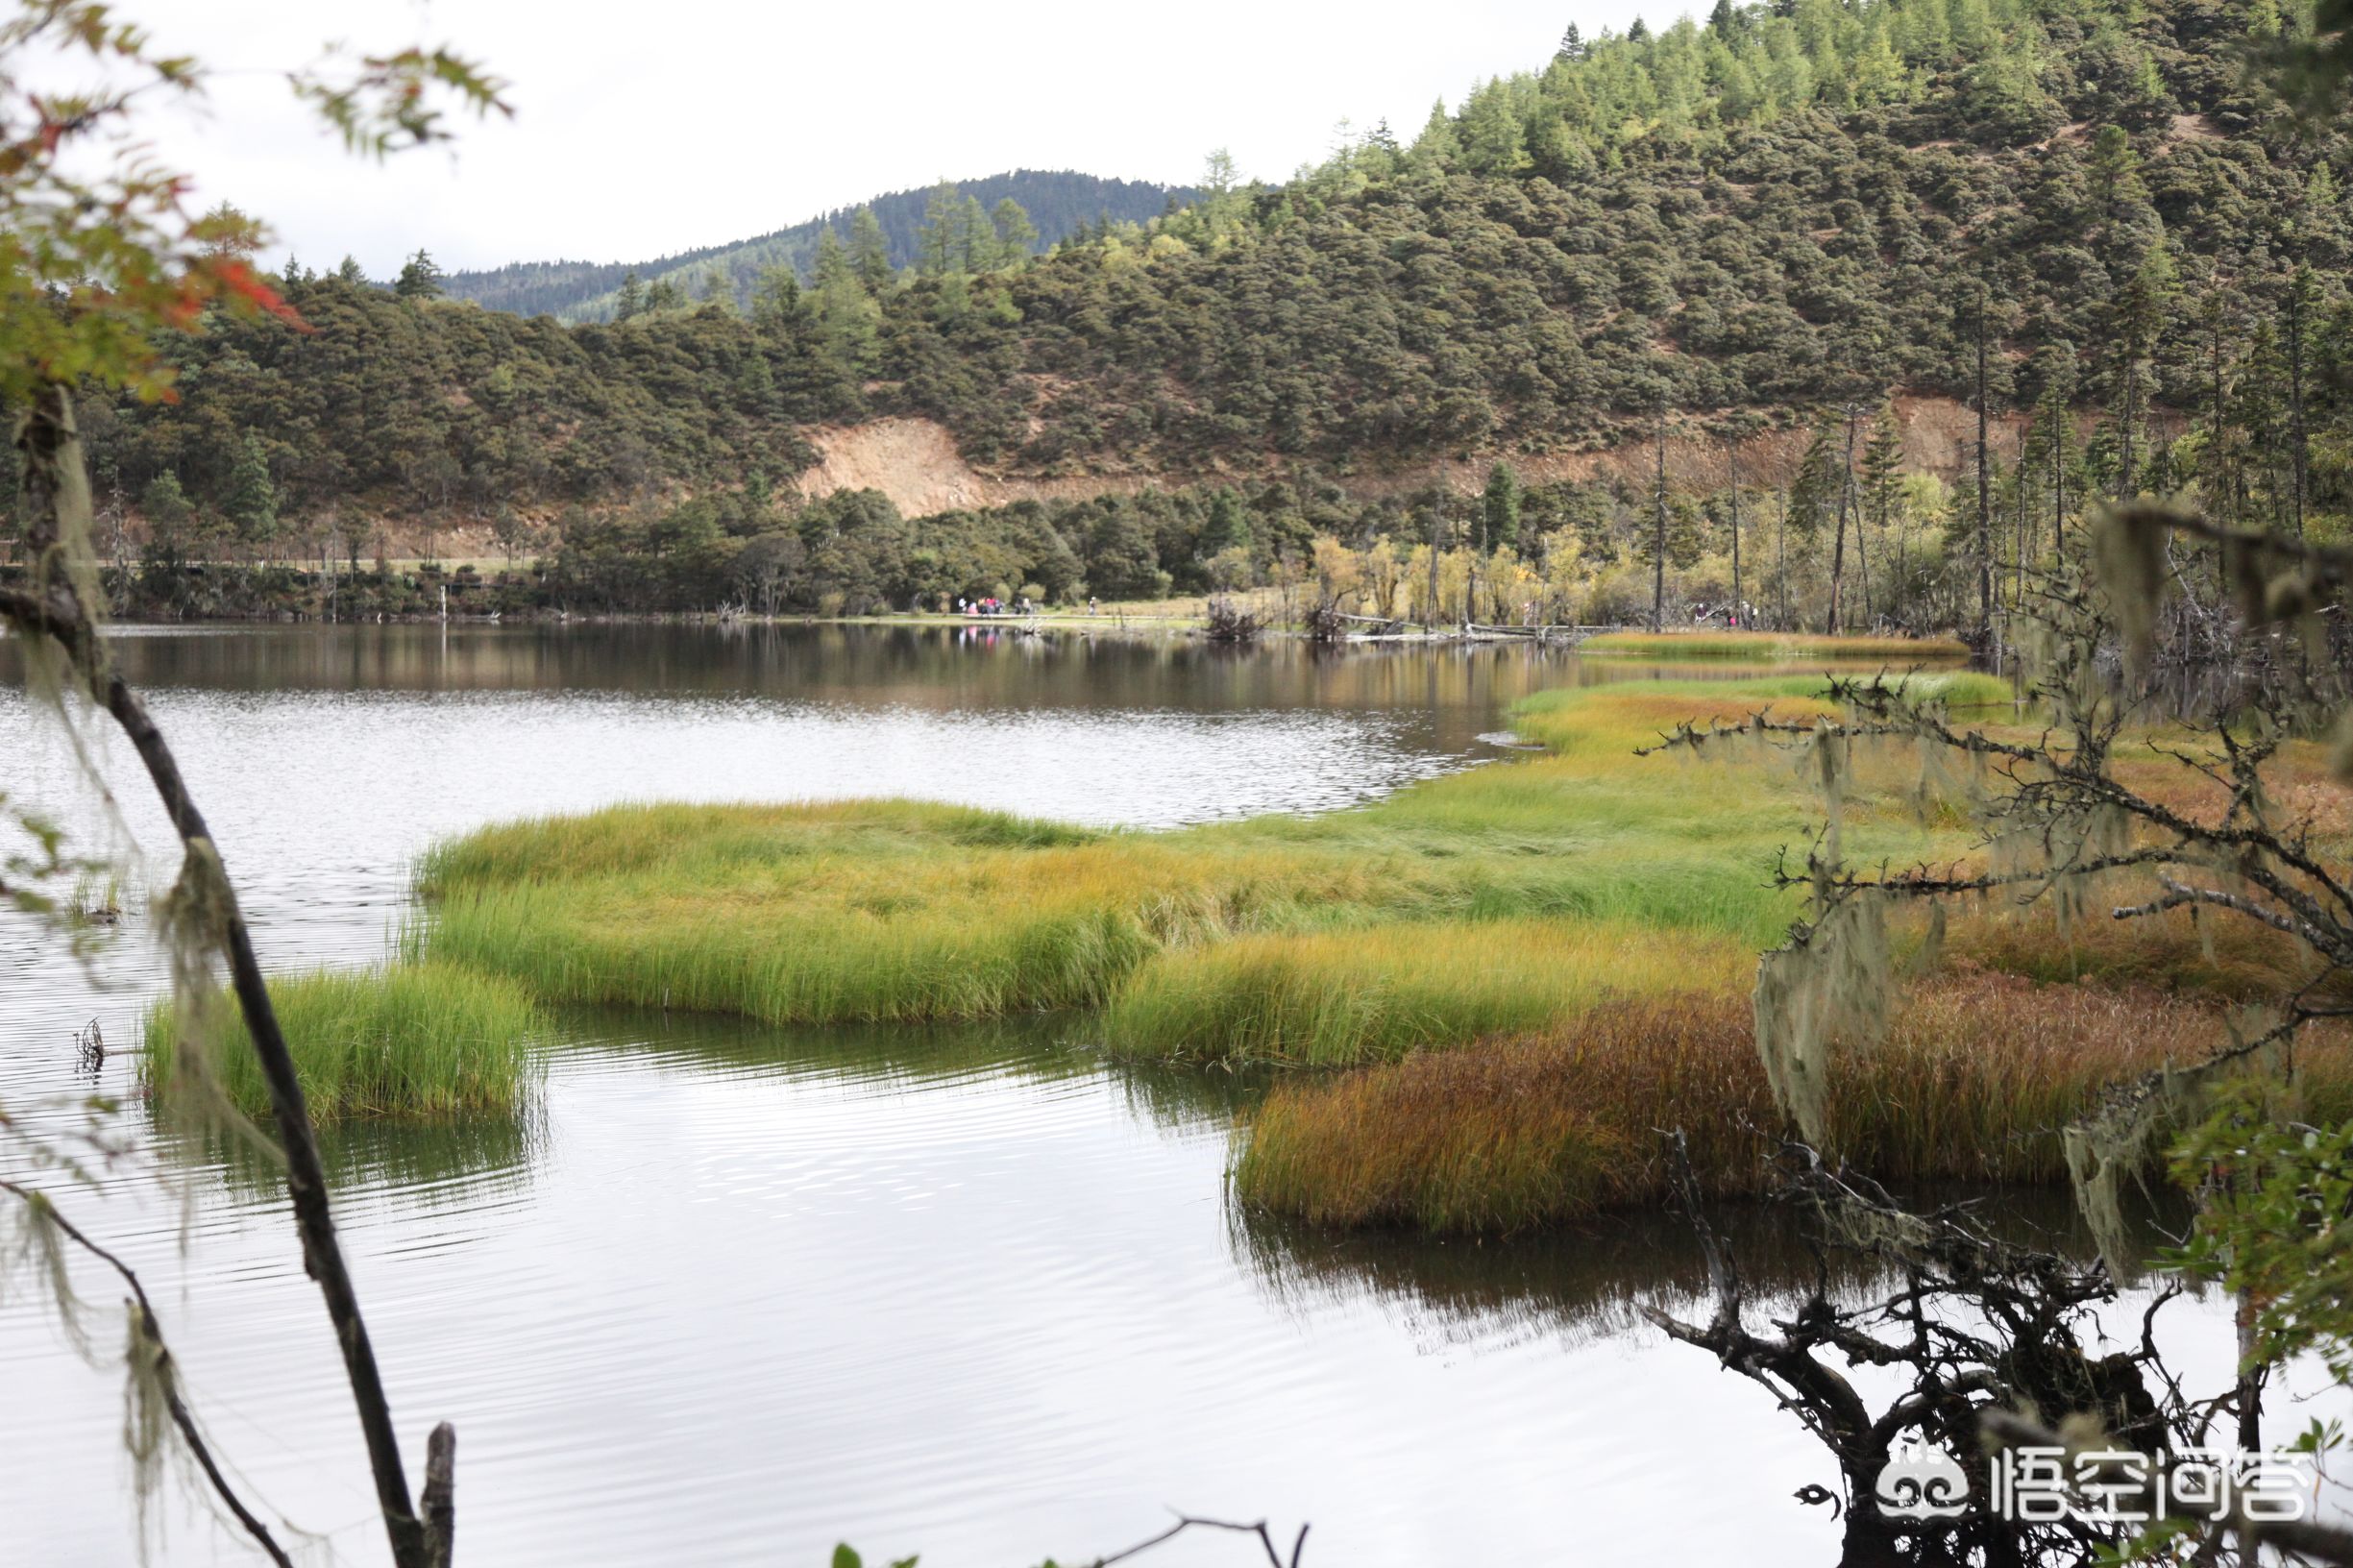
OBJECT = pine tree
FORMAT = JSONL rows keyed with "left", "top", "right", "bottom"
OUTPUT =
{"left": 1862, "top": 402, "right": 1905, "bottom": 620}
{"left": 808, "top": 228, "right": 879, "bottom": 371}
{"left": 1199, "top": 489, "right": 1253, "bottom": 558}
{"left": 2109, "top": 245, "right": 2175, "bottom": 497}
{"left": 614, "top": 269, "right": 647, "bottom": 321}
{"left": 140, "top": 469, "right": 193, "bottom": 549}
{"left": 990, "top": 198, "right": 1039, "bottom": 267}
{"left": 393, "top": 248, "right": 444, "bottom": 301}
{"left": 1084, "top": 504, "right": 1170, "bottom": 599}
{"left": 1482, "top": 462, "right": 1522, "bottom": 552}
{"left": 1556, "top": 22, "right": 1583, "bottom": 61}
{"left": 848, "top": 208, "right": 894, "bottom": 290}
{"left": 955, "top": 193, "right": 992, "bottom": 273}
{"left": 225, "top": 432, "right": 278, "bottom": 551}
{"left": 750, "top": 265, "right": 802, "bottom": 331}
{"left": 334, "top": 255, "right": 367, "bottom": 285}
{"left": 2088, "top": 126, "right": 2145, "bottom": 213}
{"left": 919, "top": 180, "right": 963, "bottom": 276}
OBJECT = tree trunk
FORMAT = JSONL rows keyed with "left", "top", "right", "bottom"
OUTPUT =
{"left": 1652, "top": 412, "right": 1668, "bottom": 632}
{"left": 1826, "top": 410, "right": 1856, "bottom": 634}
{"left": 1975, "top": 290, "right": 1993, "bottom": 647}
{"left": 10, "top": 384, "right": 442, "bottom": 1568}
{"left": 1728, "top": 443, "right": 1742, "bottom": 630}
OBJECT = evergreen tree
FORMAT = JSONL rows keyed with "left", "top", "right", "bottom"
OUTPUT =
{"left": 808, "top": 228, "right": 880, "bottom": 370}
{"left": 139, "top": 469, "right": 193, "bottom": 546}
{"left": 1198, "top": 489, "right": 1253, "bottom": 558}
{"left": 1556, "top": 22, "right": 1584, "bottom": 60}
{"left": 749, "top": 265, "right": 802, "bottom": 331}
{"left": 614, "top": 269, "right": 647, "bottom": 322}
{"left": 393, "top": 248, "right": 444, "bottom": 301}
{"left": 225, "top": 432, "right": 278, "bottom": 551}
{"left": 645, "top": 277, "right": 685, "bottom": 312}
{"left": 919, "top": 180, "right": 964, "bottom": 276}
{"left": 1482, "top": 462, "right": 1523, "bottom": 552}
{"left": 990, "top": 198, "right": 1039, "bottom": 266}
{"left": 2087, "top": 126, "right": 2145, "bottom": 212}
{"left": 334, "top": 254, "right": 367, "bottom": 285}
{"left": 1084, "top": 503, "right": 1170, "bottom": 599}
{"left": 848, "top": 208, "right": 894, "bottom": 291}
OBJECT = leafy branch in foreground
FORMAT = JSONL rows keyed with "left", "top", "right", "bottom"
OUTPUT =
{"left": 1, "top": 4, "right": 507, "bottom": 1562}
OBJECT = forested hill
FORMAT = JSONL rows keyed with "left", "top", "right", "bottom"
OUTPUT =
{"left": 442, "top": 170, "right": 1194, "bottom": 322}
{"left": 78, "top": 0, "right": 2353, "bottom": 544}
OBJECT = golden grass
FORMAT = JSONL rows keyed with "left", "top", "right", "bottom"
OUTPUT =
{"left": 1235, "top": 974, "right": 2353, "bottom": 1233}
{"left": 1102, "top": 919, "right": 1752, "bottom": 1065}
{"left": 416, "top": 675, "right": 2008, "bottom": 1059}
{"left": 1580, "top": 630, "right": 1973, "bottom": 660}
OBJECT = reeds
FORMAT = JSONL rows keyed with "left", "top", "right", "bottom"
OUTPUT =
{"left": 1102, "top": 919, "right": 1751, "bottom": 1066}
{"left": 1233, "top": 976, "right": 2353, "bottom": 1233}
{"left": 144, "top": 963, "right": 544, "bottom": 1120}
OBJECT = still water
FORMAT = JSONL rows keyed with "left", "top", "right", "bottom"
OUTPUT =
{"left": 0, "top": 625, "right": 2196, "bottom": 1567}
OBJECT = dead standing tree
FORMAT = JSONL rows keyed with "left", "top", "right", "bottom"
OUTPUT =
{"left": 1640, "top": 504, "right": 2353, "bottom": 1562}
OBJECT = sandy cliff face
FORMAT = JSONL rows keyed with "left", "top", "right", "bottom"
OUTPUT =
{"left": 797, "top": 397, "right": 2043, "bottom": 516}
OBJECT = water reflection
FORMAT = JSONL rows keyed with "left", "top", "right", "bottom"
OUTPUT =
{"left": 1233, "top": 1185, "right": 2120, "bottom": 1354}
{"left": 3, "top": 624, "right": 2011, "bottom": 1568}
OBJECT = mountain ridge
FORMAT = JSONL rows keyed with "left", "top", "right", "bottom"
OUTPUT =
{"left": 443, "top": 169, "right": 1197, "bottom": 323}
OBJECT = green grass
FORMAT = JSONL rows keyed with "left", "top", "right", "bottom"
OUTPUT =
{"left": 1101, "top": 919, "right": 1751, "bottom": 1065}
{"left": 144, "top": 963, "right": 544, "bottom": 1120}
{"left": 412, "top": 674, "right": 2009, "bottom": 1064}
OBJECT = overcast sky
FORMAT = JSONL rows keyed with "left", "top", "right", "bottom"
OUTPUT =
{"left": 131, "top": 0, "right": 1670, "bottom": 277}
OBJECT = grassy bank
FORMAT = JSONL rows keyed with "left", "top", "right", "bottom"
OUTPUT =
{"left": 145, "top": 964, "right": 544, "bottom": 1120}
{"left": 395, "top": 659, "right": 2353, "bottom": 1229}
{"left": 1235, "top": 975, "right": 2353, "bottom": 1232}
{"left": 418, "top": 673, "right": 2003, "bottom": 1066}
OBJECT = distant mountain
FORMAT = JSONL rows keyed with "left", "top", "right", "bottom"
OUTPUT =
{"left": 444, "top": 169, "right": 1196, "bottom": 323}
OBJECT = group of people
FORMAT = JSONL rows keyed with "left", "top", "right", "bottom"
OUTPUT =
{"left": 955, "top": 595, "right": 1027, "bottom": 617}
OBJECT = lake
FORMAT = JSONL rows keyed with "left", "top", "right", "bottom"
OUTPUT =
{"left": 0, "top": 623, "right": 2213, "bottom": 1567}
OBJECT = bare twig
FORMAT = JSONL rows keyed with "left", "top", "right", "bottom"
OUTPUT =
{"left": 0, "top": 1180, "right": 293, "bottom": 1568}
{"left": 1089, "top": 1513, "right": 1310, "bottom": 1568}
{"left": 8, "top": 386, "right": 443, "bottom": 1567}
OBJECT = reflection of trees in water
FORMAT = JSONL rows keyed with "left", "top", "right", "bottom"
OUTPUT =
{"left": 1238, "top": 1184, "right": 2199, "bottom": 1568}
{"left": 1233, "top": 1186, "right": 2116, "bottom": 1353}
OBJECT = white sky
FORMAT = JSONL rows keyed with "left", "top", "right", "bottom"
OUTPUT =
{"left": 128, "top": 0, "right": 1671, "bottom": 276}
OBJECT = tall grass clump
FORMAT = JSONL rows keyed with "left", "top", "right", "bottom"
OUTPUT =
{"left": 409, "top": 680, "right": 1989, "bottom": 1054}
{"left": 1103, "top": 919, "right": 1751, "bottom": 1066}
{"left": 1234, "top": 976, "right": 2353, "bottom": 1232}
{"left": 145, "top": 964, "right": 545, "bottom": 1120}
